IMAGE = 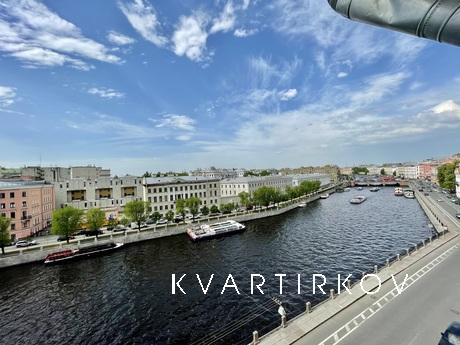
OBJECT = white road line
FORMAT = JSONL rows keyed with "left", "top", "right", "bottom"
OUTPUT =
{"left": 317, "top": 244, "right": 458, "bottom": 345}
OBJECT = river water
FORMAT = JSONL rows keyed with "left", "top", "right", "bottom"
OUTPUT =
{"left": 0, "top": 188, "right": 433, "bottom": 345}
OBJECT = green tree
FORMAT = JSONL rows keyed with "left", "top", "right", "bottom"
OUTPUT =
{"left": 86, "top": 208, "right": 105, "bottom": 238}
{"left": 107, "top": 217, "right": 117, "bottom": 230}
{"left": 210, "top": 205, "right": 220, "bottom": 214}
{"left": 200, "top": 205, "right": 210, "bottom": 216}
{"left": 151, "top": 211, "right": 162, "bottom": 223}
{"left": 352, "top": 167, "right": 369, "bottom": 175}
{"left": 186, "top": 197, "right": 201, "bottom": 220}
{"left": 220, "top": 203, "right": 235, "bottom": 214}
{"left": 165, "top": 210, "right": 175, "bottom": 222}
{"left": 238, "top": 191, "right": 251, "bottom": 208}
{"left": 438, "top": 161, "right": 459, "bottom": 192}
{"left": 253, "top": 186, "right": 278, "bottom": 206}
{"left": 176, "top": 199, "right": 187, "bottom": 222}
{"left": 260, "top": 170, "right": 271, "bottom": 176}
{"left": 120, "top": 217, "right": 130, "bottom": 227}
{"left": 0, "top": 216, "right": 11, "bottom": 255}
{"left": 124, "top": 200, "right": 149, "bottom": 231}
{"left": 142, "top": 171, "right": 152, "bottom": 177}
{"left": 52, "top": 207, "right": 84, "bottom": 243}
{"left": 380, "top": 168, "right": 386, "bottom": 175}
{"left": 393, "top": 170, "right": 397, "bottom": 177}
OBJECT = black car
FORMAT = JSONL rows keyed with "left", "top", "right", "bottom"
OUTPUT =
{"left": 439, "top": 322, "right": 460, "bottom": 345}
{"left": 85, "top": 230, "right": 103, "bottom": 237}
{"left": 456, "top": 213, "right": 460, "bottom": 219}
{"left": 57, "top": 235, "right": 75, "bottom": 242}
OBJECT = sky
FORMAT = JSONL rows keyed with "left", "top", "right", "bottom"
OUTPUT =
{"left": 1, "top": 0, "right": 460, "bottom": 175}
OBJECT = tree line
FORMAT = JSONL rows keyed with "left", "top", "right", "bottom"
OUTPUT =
{"left": 437, "top": 161, "right": 459, "bottom": 192}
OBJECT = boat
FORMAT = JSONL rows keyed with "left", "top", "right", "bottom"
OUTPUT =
{"left": 44, "top": 242, "right": 124, "bottom": 264}
{"left": 404, "top": 189, "right": 415, "bottom": 199}
{"left": 357, "top": 187, "right": 363, "bottom": 191}
{"left": 370, "top": 187, "right": 380, "bottom": 192}
{"left": 394, "top": 187, "right": 404, "bottom": 196}
{"left": 320, "top": 193, "right": 329, "bottom": 199}
{"left": 187, "top": 220, "right": 245, "bottom": 241}
{"left": 298, "top": 202, "right": 307, "bottom": 208}
{"left": 344, "top": 188, "right": 351, "bottom": 192}
{"left": 350, "top": 196, "right": 367, "bottom": 204}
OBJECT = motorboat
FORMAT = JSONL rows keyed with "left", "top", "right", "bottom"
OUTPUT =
{"left": 370, "top": 187, "right": 380, "bottom": 192}
{"left": 350, "top": 196, "right": 367, "bottom": 204}
{"left": 187, "top": 220, "right": 245, "bottom": 241}
{"left": 298, "top": 202, "right": 307, "bottom": 208}
{"left": 404, "top": 190, "right": 415, "bottom": 199}
{"left": 320, "top": 193, "right": 329, "bottom": 199}
{"left": 394, "top": 187, "right": 404, "bottom": 196}
{"left": 44, "top": 242, "right": 124, "bottom": 264}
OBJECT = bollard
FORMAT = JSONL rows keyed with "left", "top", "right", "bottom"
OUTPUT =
{"left": 397, "top": 254, "right": 401, "bottom": 261}
{"left": 347, "top": 279, "right": 351, "bottom": 290}
{"left": 422, "top": 240, "right": 425, "bottom": 248}
{"left": 406, "top": 248, "right": 410, "bottom": 256}
{"left": 362, "top": 271, "right": 366, "bottom": 280}
{"left": 386, "top": 259, "right": 390, "bottom": 268}
{"left": 374, "top": 265, "right": 378, "bottom": 274}
{"left": 429, "top": 237, "right": 432, "bottom": 244}
{"left": 306, "top": 302, "right": 311, "bottom": 313}
{"left": 281, "top": 315, "right": 286, "bottom": 328}
{"left": 330, "top": 289, "right": 335, "bottom": 299}
{"left": 252, "top": 331, "right": 259, "bottom": 345}
{"left": 414, "top": 244, "right": 417, "bottom": 252}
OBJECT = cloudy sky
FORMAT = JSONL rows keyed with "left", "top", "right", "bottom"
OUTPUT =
{"left": 1, "top": 0, "right": 460, "bottom": 175}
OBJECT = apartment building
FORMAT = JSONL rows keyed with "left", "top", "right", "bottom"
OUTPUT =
{"left": 190, "top": 167, "right": 246, "bottom": 179}
{"left": 396, "top": 165, "right": 418, "bottom": 179}
{"left": 0, "top": 180, "right": 55, "bottom": 241}
{"left": 220, "top": 175, "right": 293, "bottom": 204}
{"left": 21, "top": 165, "right": 110, "bottom": 182}
{"left": 143, "top": 176, "right": 220, "bottom": 215}
{"left": 54, "top": 176, "right": 142, "bottom": 219}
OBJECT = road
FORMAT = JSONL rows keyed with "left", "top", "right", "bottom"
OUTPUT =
{"left": 292, "top": 183, "right": 460, "bottom": 345}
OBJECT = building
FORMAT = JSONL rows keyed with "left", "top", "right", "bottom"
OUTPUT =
{"left": 291, "top": 174, "right": 331, "bottom": 187}
{"left": 417, "top": 162, "right": 438, "bottom": 181}
{"left": 54, "top": 176, "right": 142, "bottom": 219}
{"left": 190, "top": 167, "right": 241, "bottom": 179}
{"left": 279, "top": 165, "right": 340, "bottom": 182}
{"left": 456, "top": 165, "right": 460, "bottom": 199}
{"left": 220, "top": 176, "right": 293, "bottom": 204}
{"left": 0, "top": 180, "right": 55, "bottom": 241}
{"left": 21, "top": 165, "right": 110, "bottom": 183}
{"left": 143, "top": 176, "right": 221, "bottom": 215}
{"left": 396, "top": 165, "right": 418, "bottom": 179}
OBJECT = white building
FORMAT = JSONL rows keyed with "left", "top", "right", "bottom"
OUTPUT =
{"left": 22, "top": 165, "right": 110, "bottom": 182}
{"left": 54, "top": 176, "right": 143, "bottom": 218}
{"left": 456, "top": 165, "right": 460, "bottom": 199}
{"left": 396, "top": 165, "right": 418, "bottom": 179}
{"left": 220, "top": 176, "right": 293, "bottom": 204}
{"left": 143, "top": 176, "right": 220, "bottom": 215}
{"left": 291, "top": 174, "right": 331, "bottom": 187}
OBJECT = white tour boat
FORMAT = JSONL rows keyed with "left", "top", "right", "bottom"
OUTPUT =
{"left": 350, "top": 196, "right": 367, "bottom": 204}
{"left": 404, "top": 190, "right": 415, "bottom": 199}
{"left": 187, "top": 220, "right": 246, "bottom": 241}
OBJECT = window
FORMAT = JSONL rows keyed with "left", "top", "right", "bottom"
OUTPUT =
{"left": 0, "top": 193, "right": 4, "bottom": 198}
{"left": 22, "top": 191, "right": 27, "bottom": 197}
{"left": 10, "top": 192, "right": 14, "bottom": 198}
{"left": 10, "top": 212, "right": 15, "bottom": 219}
{"left": 10, "top": 202, "right": 15, "bottom": 208}
{"left": 0, "top": 203, "right": 4, "bottom": 209}
{"left": 22, "top": 201, "right": 27, "bottom": 207}
{"left": 11, "top": 223, "right": 15, "bottom": 230}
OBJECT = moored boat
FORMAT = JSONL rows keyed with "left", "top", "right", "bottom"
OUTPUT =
{"left": 187, "top": 220, "right": 245, "bottom": 241}
{"left": 320, "top": 193, "right": 329, "bottom": 199}
{"left": 404, "top": 189, "right": 415, "bottom": 199}
{"left": 370, "top": 187, "right": 380, "bottom": 192}
{"left": 357, "top": 187, "right": 363, "bottom": 191}
{"left": 350, "top": 196, "right": 367, "bottom": 204}
{"left": 394, "top": 187, "right": 404, "bottom": 196}
{"left": 44, "top": 242, "right": 124, "bottom": 264}
{"left": 298, "top": 202, "right": 307, "bottom": 208}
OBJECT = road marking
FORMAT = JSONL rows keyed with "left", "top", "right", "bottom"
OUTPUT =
{"left": 317, "top": 244, "right": 459, "bottom": 345}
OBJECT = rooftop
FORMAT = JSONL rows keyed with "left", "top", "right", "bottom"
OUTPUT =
{"left": 144, "top": 176, "right": 220, "bottom": 185}
{"left": 0, "top": 180, "right": 50, "bottom": 190}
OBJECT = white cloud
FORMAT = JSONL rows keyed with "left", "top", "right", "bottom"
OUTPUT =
{"left": 210, "top": 1, "right": 236, "bottom": 34}
{"left": 0, "top": 0, "right": 120, "bottom": 70}
{"left": 118, "top": 0, "right": 167, "bottom": 47}
{"left": 154, "top": 114, "right": 196, "bottom": 131}
{"left": 431, "top": 100, "right": 460, "bottom": 114}
{"left": 278, "top": 88, "right": 297, "bottom": 101}
{"left": 337, "top": 72, "right": 348, "bottom": 78}
{"left": 172, "top": 13, "right": 209, "bottom": 62}
{"left": 234, "top": 28, "right": 257, "bottom": 37}
{"left": 88, "top": 87, "right": 125, "bottom": 99}
{"left": 107, "top": 31, "right": 136, "bottom": 45}
{"left": 0, "top": 86, "right": 16, "bottom": 107}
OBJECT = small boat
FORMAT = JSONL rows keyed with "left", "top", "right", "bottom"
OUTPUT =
{"left": 350, "top": 196, "right": 367, "bottom": 204}
{"left": 357, "top": 187, "right": 363, "bottom": 191}
{"left": 298, "top": 202, "right": 307, "bottom": 208}
{"left": 187, "top": 220, "right": 245, "bottom": 241}
{"left": 394, "top": 187, "right": 404, "bottom": 196}
{"left": 320, "top": 193, "right": 329, "bottom": 199}
{"left": 344, "top": 188, "right": 351, "bottom": 192}
{"left": 404, "top": 190, "right": 415, "bottom": 199}
{"left": 370, "top": 187, "right": 380, "bottom": 192}
{"left": 44, "top": 242, "right": 124, "bottom": 264}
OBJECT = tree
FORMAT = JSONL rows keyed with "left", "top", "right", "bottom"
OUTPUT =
{"left": 352, "top": 167, "right": 369, "bottom": 175}
{"left": 438, "top": 161, "right": 459, "bottom": 192}
{"left": 253, "top": 186, "right": 279, "bottom": 206}
{"left": 238, "top": 191, "right": 251, "bottom": 208}
{"left": 176, "top": 199, "right": 187, "bottom": 222}
{"left": 186, "top": 197, "right": 201, "bottom": 220}
{"left": 124, "top": 200, "right": 149, "bottom": 231}
{"left": 52, "top": 207, "right": 84, "bottom": 243}
{"left": 0, "top": 216, "right": 11, "bottom": 255}
{"left": 393, "top": 170, "right": 397, "bottom": 177}
{"left": 220, "top": 203, "right": 235, "bottom": 214}
{"left": 142, "top": 171, "right": 152, "bottom": 177}
{"left": 165, "top": 210, "right": 175, "bottom": 222}
{"left": 200, "top": 205, "right": 209, "bottom": 216}
{"left": 107, "top": 217, "right": 117, "bottom": 230}
{"left": 380, "top": 168, "right": 386, "bottom": 175}
{"left": 86, "top": 208, "right": 105, "bottom": 238}
{"left": 151, "top": 211, "right": 162, "bottom": 223}
{"left": 210, "top": 205, "right": 220, "bottom": 214}
{"left": 120, "top": 217, "right": 130, "bottom": 227}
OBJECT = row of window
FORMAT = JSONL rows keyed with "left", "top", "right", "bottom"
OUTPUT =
{"left": 59, "top": 179, "right": 140, "bottom": 189}
{"left": 0, "top": 201, "right": 28, "bottom": 209}
{"left": 0, "top": 191, "right": 28, "bottom": 198}
{"left": 147, "top": 184, "right": 218, "bottom": 194}
{"left": 151, "top": 198, "right": 219, "bottom": 212}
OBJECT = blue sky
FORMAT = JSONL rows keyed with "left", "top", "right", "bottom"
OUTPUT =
{"left": 1, "top": 0, "right": 460, "bottom": 175}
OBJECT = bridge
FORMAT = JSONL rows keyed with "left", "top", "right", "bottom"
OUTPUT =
{"left": 249, "top": 184, "right": 460, "bottom": 345}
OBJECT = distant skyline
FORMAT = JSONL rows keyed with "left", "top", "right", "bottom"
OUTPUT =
{"left": 1, "top": 0, "right": 460, "bottom": 176}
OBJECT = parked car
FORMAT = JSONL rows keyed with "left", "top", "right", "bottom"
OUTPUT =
{"left": 85, "top": 230, "right": 103, "bottom": 237}
{"left": 456, "top": 213, "right": 460, "bottom": 219}
{"left": 145, "top": 219, "right": 155, "bottom": 225}
{"left": 57, "top": 235, "right": 75, "bottom": 242}
{"left": 112, "top": 225, "right": 126, "bottom": 232}
{"left": 424, "top": 192, "right": 429, "bottom": 196}
{"left": 15, "top": 240, "right": 30, "bottom": 248}
{"left": 156, "top": 219, "right": 168, "bottom": 225}
{"left": 438, "top": 199, "right": 444, "bottom": 202}
{"left": 438, "top": 322, "right": 460, "bottom": 345}
{"left": 28, "top": 240, "right": 38, "bottom": 246}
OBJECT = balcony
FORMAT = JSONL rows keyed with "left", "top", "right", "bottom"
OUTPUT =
{"left": 21, "top": 215, "right": 32, "bottom": 220}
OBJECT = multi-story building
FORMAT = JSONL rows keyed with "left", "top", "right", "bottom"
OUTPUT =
{"left": 21, "top": 165, "right": 110, "bottom": 183}
{"left": 291, "top": 174, "right": 331, "bottom": 187}
{"left": 417, "top": 162, "right": 438, "bottom": 181}
{"left": 456, "top": 165, "right": 460, "bottom": 199}
{"left": 143, "top": 176, "right": 220, "bottom": 215}
{"left": 396, "top": 165, "right": 418, "bottom": 179}
{"left": 0, "top": 180, "right": 55, "bottom": 241}
{"left": 220, "top": 176, "right": 293, "bottom": 204}
{"left": 54, "top": 176, "right": 142, "bottom": 219}
{"left": 190, "top": 167, "right": 240, "bottom": 179}
{"left": 280, "top": 165, "right": 340, "bottom": 182}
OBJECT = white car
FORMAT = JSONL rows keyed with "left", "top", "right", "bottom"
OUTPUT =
{"left": 437, "top": 199, "right": 444, "bottom": 202}
{"left": 15, "top": 240, "right": 30, "bottom": 248}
